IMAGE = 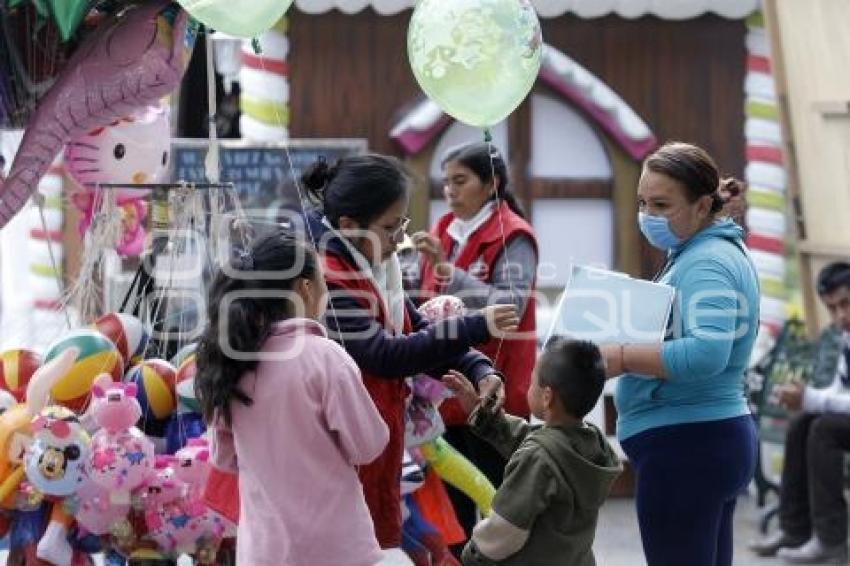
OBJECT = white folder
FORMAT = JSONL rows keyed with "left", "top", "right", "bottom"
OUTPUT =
{"left": 544, "top": 264, "right": 675, "bottom": 346}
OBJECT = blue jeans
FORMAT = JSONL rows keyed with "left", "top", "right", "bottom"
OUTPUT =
{"left": 621, "top": 415, "right": 757, "bottom": 566}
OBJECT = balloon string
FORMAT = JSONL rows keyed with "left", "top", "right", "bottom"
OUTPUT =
{"left": 35, "top": 191, "right": 72, "bottom": 329}
{"left": 486, "top": 137, "right": 515, "bottom": 376}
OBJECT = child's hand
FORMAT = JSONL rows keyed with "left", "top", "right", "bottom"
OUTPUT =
{"left": 442, "top": 370, "right": 479, "bottom": 415}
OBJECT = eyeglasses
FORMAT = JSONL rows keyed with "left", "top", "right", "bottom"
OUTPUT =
{"left": 386, "top": 216, "right": 411, "bottom": 241}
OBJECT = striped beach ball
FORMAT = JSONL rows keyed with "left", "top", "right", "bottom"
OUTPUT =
{"left": 44, "top": 330, "right": 123, "bottom": 411}
{"left": 124, "top": 359, "right": 176, "bottom": 434}
{"left": 175, "top": 351, "right": 199, "bottom": 414}
{"left": 170, "top": 343, "right": 196, "bottom": 370}
{"left": 92, "top": 313, "right": 149, "bottom": 368}
{"left": 0, "top": 349, "right": 42, "bottom": 402}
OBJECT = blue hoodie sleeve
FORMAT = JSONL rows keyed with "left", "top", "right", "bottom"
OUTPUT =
{"left": 661, "top": 257, "right": 739, "bottom": 380}
{"left": 325, "top": 289, "right": 495, "bottom": 381}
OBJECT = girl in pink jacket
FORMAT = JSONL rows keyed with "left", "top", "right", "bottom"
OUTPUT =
{"left": 195, "top": 231, "right": 390, "bottom": 566}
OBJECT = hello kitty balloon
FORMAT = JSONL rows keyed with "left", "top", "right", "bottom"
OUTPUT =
{"left": 64, "top": 104, "right": 171, "bottom": 197}
{"left": 87, "top": 375, "right": 154, "bottom": 503}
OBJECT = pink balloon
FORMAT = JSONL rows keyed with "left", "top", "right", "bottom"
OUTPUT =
{"left": 64, "top": 105, "right": 171, "bottom": 197}
{"left": 74, "top": 472, "right": 131, "bottom": 536}
{"left": 0, "top": 1, "right": 195, "bottom": 229}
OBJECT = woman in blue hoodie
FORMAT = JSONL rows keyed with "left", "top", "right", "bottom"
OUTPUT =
{"left": 601, "top": 142, "right": 760, "bottom": 566}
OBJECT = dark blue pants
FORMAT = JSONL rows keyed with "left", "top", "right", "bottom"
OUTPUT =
{"left": 621, "top": 415, "right": 757, "bottom": 566}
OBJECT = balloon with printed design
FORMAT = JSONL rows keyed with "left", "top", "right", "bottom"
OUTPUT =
{"left": 176, "top": 0, "right": 294, "bottom": 38}
{"left": 92, "top": 313, "right": 149, "bottom": 369}
{"left": 72, "top": 470, "right": 131, "bottom": 536}
{"left": 0, "top": 349, "right": 42, "bottom": 402}
{"left": 44, "top": 330, "right": 123, "bottom": 412}
{"left": 64, "top": 105, "right": 171, "bottom": 198}
{"left": 87, "top": 376, "right": 155, "bottom": 498}
{"left": 24, "top": 406, "right": 90, "bottom": 496}
{"left": 407, "top": 0, "right": 543, "bottom": 128}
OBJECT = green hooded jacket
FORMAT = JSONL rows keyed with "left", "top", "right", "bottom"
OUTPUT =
{"left": 462, "top": 410, "right": 622, "bottom": 566}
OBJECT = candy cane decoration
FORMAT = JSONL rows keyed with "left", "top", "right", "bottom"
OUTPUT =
{"left": 744, "top": 12, "right": 790, "bottom": 337}
{"left": 239, "top": 19, "right": 289, "bottom": 142}
{"left": 29, "top": 157, "right": 65, "bottom": 313}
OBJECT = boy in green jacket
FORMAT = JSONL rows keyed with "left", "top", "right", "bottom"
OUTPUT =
{"left": 443, "top": 338, "right": 622, "bottom": 566}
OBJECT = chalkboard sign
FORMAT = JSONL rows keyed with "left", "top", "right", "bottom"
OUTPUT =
{"left": 169, "top": 138, "right": 367, "bottom": 217}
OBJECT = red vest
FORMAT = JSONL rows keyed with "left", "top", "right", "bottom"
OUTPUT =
{"left": 321, "top": 251, "right": 412, "bottom": 550}
{"left": 420, "top": 202, "right": 538, "bottom": 422}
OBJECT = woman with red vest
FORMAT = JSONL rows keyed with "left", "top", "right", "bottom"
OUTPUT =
{"left": 301, "top": 153, "right": 518, "bottom": 553}
{"left": 412, "top": 142, "right": 539, "bottom": 535}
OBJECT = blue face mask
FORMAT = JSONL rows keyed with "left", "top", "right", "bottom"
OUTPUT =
{"left": 638, "top": 212, "right": 683, "bottom": 251}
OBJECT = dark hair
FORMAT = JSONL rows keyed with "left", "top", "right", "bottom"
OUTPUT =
{"left": 538, "top": 338, "right": 606, "bottom": 419}
{"left": 302, "top": 153, "right": 410, "bottom": 228}
{"left": 817, "top": 262, "right": 850, "bottom": 296}
{"left": 645, "top": 142, "right": 743, "bottom": 216}
{"left": 195, "top": 231, "right": 318, "bottom": 426}
{"left": 441, "top": 142, "right": 526, "bottom": 219}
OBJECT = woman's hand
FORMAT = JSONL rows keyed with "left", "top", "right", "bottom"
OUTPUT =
{"left": 481, "top": 304, "right": 519, "bottom": 337}
{"left": 411, "top": 232, "right": 443, "bottom": 265}
{"left": 412, "top": 232, "right": 453, "bottom": 280}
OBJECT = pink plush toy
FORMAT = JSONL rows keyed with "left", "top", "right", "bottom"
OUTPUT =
{"left": 71, "top": 192, "right": 148, "bottom": 257}
{"left": 405, "top": 296, "right": 464, "bottom": 446}
{"left": 87, "top": 374, "right": 154, "bottom": 504}
{"left": 173, "top": 438, "right": 211, "bottom": 499}
{"left": 72, "top": 470, "right": 131, "bottom": 536}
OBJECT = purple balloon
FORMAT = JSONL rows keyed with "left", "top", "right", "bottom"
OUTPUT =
{"left": 0, "top": 1, "right": 197, "bottom": 229}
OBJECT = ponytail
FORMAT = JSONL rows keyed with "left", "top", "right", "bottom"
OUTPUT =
{"left": 301, "top": 153, "right": 410, "bottom": 228}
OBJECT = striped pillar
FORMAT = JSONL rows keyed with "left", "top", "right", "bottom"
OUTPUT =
{"left": 28, "top": 158, "right": 64, "bottom": 312}
{"left": 239, "top": 19, "right": 290, "bottom": 142}
{"left": 744, "top": 12, "right": 790, "bottom": 338}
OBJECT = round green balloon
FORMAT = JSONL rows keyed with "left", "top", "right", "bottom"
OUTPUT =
{"left": 407, "top": 0, "right": 543, "bottom": 128}
{"left": 177, "top": 0, "right": 293, "bottom": 38}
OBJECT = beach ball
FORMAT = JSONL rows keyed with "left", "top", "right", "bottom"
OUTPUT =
{"left": 175, "top": 352, "right": 199, "bottom": 414}
{"left": 92, "top": 313, "right": 149, "bottom": 368}
{"left": 124, "top": 359, "right": 176, "bottom": 436}
{"left": 170, "top": 343, "right": 196, "bottom": 369}
{"left": 44, "top": 330, "right": 123, "bottom": 412}
{"left": 0, "top": 349, "right": 41, "bottom": 401}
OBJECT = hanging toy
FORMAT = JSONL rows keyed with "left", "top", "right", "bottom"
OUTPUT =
{"left": 25, "top": 406, "right": 90, "bottom": 497}
{"left": 91, "top": 313, "right": 150, "bottom": 370}
{"left": 64, "top": 105, "right": 171, "bottom": 197}
{"left": 0, "top": 349, "right": 42, "bottom": 402}
{"left": 412, "top": 295, "right": 497, "bottom": 516}
{"left": 87, "top": 375, "right": 155, "bottom": 504}
{"left": 44, "top": 329, "right": 124, "bottom": 412}
{"left": 71, "top": 470, "right": 131, "bottom": 536}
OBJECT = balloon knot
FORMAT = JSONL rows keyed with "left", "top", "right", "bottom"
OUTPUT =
{"left": 483, "top": 129, "right": 493, "bottom": 143}
{"left": 251, "top": 37, "right": 262, "bottom": 54}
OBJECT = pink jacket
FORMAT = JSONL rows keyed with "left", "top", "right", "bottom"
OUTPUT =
{"left": 210, "top": 318, "right": 389, "bottom": 566}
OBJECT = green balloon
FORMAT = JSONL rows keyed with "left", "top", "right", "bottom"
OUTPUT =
{"left": 46, "top": 0, "right": 90, "bottom": 41}
{"left": 407, "top": 0, "right": 543, "bottom": 128}
{"left": 177, "top": 0, "right": 293, "bottom": 38}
